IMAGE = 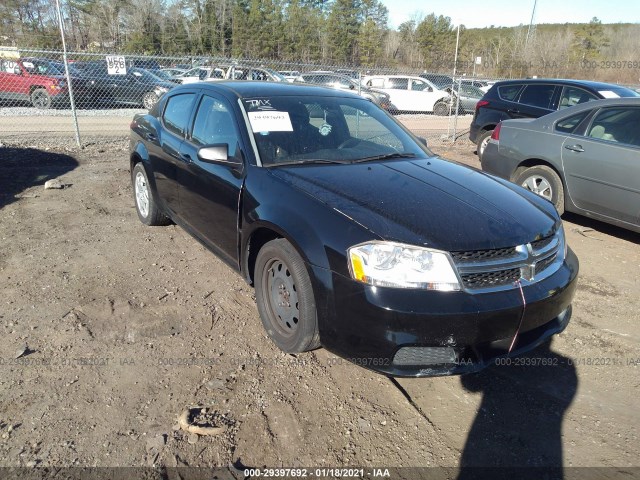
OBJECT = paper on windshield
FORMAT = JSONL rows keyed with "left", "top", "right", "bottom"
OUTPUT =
{"left": 248, "top": 111, "right": 293, "bottom": 132}
{"left": 599, "top": 90, "right": 620, "bottom": 99}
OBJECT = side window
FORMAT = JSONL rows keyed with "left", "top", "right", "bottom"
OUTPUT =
{"left": 497, "top": 84, "right": 523, "bottom": 101}
{"left": 555, "top": 111, "right": 590, "bottom": 134}
{"left": 162, "top": 93, "right": 196, "bottom": 137}
{"left": 559, "top": 86, "right": 598, "bottom": 109}
{"left": 367, "top": 77, "right": 384, "bottom": 88}
{"left": 518, "top": 84, "right": 556, "bottom": 109}
{"left": 586, "top": 107, "right": 640, "bottom": 146}
{"left": 191, "top": 95, "right": 239, "bottom": 155}
{"left": 388, "top": 77, "right": 409, "bottom": 89}
{"left": 410, "top": 79, "right": 430, "bottom": 91}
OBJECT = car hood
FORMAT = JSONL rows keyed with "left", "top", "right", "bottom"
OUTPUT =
{"left": 269, "top": 157, "right": 558, "bottom": 252}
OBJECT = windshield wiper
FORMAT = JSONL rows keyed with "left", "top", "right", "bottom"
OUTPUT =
{"left": 351, "top": 152, "right": 417, "bottom": 163}
{"left": 266, "top": 158, "right": 350, "bottom": 167}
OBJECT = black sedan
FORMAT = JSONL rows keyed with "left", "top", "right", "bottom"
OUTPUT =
{"left": 74, "top": 64, "right": 176, "bottom": 109}
{"left": 129, "top": 82, "right": 578, "bottom": 377}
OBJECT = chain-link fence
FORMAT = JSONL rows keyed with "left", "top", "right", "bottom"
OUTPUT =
{"left": 0, "top": 46, "right": 513, "bottom": 147}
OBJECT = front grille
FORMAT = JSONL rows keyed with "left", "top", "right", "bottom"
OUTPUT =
{"left": 531, "top": 235, "right": 554, "bottom": 252}
{"left": 460, "top": 268, "right": 521, "bottom": 289}
{"left": 452, "top": 233, "right": 561, "bottom": 292}
{"left": 536, "top": 252, "right": 557, "bottom": 274}
{"left": 451, "top": 246, "right": 518, "bottom": 263}
{"left": 393, "top": 347, "right": 457, "bottom": 366}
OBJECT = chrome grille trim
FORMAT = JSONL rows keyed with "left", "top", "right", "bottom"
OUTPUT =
{"left": 452, "top": 233, "right": 563, "bottom": 292}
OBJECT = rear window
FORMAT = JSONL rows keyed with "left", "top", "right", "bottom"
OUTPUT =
{"left": 497, "top": 84, "right": 522, "bottom": 101}
{"left": 518, "top": 84, "right": 556, "bottom": 109}
{"left": 555, "top": 111, "right": 590, "bottom": 134}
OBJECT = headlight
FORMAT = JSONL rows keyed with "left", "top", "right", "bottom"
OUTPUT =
{"left": 559, "top": 223, "right": 567, "bottom": 259}
{"left": 348, "top": 241, "right": 460, "bottom": 291}
{"left": 155, "top": 86, "right": 169, "bottom": 94}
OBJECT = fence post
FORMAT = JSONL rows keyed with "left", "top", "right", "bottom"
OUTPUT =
{"left": 55, "top": 0, "right": 81, "bottom": 148}
{"left": 452, "top": 77, "right": 461, "bottom": 143}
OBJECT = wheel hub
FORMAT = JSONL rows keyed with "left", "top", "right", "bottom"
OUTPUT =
{"left": 265, "top": 260, "right": 299, "bottom": 336}
{"left": 135, "top": 171, "right": 150, "bottom": 217}
{"left": 522, "top": 175, "right": 553, "bottom": 201}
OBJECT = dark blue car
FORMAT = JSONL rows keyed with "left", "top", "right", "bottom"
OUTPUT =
{"left": 129, "top": 81, "right": 578, "bottom": 377}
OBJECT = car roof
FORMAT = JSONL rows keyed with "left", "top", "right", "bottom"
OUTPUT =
{"left": 174, "top": 80, "right": 364, "bottom": 100}
{"left": 492, "top": 78, "right": 634, "bottom": 91}
{"left": 509, "top": 97, "right": 640, "bottom": 126}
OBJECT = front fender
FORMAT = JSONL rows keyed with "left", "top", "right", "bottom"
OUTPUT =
{"left": 241, "top": 168, "right": 379, "bottom": 277}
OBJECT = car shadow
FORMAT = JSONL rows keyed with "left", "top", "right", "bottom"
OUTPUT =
{"left": 457, "top": 339, "right": 577, "bottom": 480}
{"left": 562, "top": 212, "right": 639, "bottom": 244}
{"left": 0, "top": 146, "right": 79, "bottom": 210}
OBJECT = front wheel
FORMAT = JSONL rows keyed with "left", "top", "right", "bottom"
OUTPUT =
{"left": 515, "top": 165, "right": 565, "bottom": 215}
{"left": 433, "top": 102, "right": 450, "bottom": 116}
{"left": 255, "top": 239, "right": 320, "bottom": 353}
{"left": 31, "top": 88, "right": 51, "bottom": 109}
{"left": 142, "top": 91, "right": 159, "bottom": 110}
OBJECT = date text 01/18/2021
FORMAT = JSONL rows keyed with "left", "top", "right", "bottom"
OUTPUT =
{"left": 243, "top": 468, "right": 391, "bottom": 477}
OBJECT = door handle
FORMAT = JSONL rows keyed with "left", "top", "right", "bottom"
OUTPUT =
{"left": 564, "top": 144, "right": 584, "bottom": 153}
{"left": 180, "top": 153, "right": 192, "bottom": 162}
{"left": 145, "top": 133, "right": 157, "bottom": 141}
{"left": 507, "top": 109, "right": 520, "bottom": 114}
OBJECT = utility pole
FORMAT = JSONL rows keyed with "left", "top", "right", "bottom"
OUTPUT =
{"left": 526, "top": 0, "right": 538, "bottom": 48}
{"left": 55, "top": 0, "right": 81, "bottom": 147}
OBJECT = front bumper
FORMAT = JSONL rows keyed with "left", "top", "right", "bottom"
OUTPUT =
{"left": 312, "top": 248, "right": 578, "bottom": 377}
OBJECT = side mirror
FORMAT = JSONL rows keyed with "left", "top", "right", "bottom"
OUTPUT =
{"left": 427, "top": 86, "right": 433, "bottom": 92}
{"left": 417, "top": 137, "right": 428, "bottom": 147}
{"left": 198, "top": 144, "right": 243, "bottom": 167}
{"left": 349, "top": 84, "right": 355, "bottom": 90}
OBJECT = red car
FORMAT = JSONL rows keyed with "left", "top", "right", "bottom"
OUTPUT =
{"left": 0, "top": 57, "right": 84, "bottom": 109}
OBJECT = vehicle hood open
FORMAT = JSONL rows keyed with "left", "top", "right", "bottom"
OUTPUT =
{"left": 270, "top": 157, "right": 558, "bottom": 252}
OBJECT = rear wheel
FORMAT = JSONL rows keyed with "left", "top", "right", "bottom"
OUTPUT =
{"left": 132, "top": 163, "right": 170, "bottom": 226}
{"left": 31, "top": 88, "right": 51, "bottom": 109}
{"left": 476, "top": 129, "right": 494, "bottom": 161}
{"left": 255, "top": 239, "right": 320, "bottom": 353}
{"left": 515, "top": 165, "right": 565, "bottom": 215}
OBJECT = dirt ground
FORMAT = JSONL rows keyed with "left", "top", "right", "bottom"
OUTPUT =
{"left": 0, "top": 138, "right": 638, "bottom": 477}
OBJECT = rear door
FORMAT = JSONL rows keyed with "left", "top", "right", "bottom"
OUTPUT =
{"left": 0, "top": 59, "right": 30, "bottom": 101}
{"left": 150, "top": 91, "right": 198, "bottom": 214}
{"left": 513, "top": 83, "right": 557, "bottom": 118}
{"left": 177, "top": 93, "right": 246, "bottom": 264}
{"left": 562, "top": 106, "right": 640, "bottom": 226}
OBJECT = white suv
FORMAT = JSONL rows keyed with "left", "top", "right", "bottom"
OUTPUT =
{"left": 361, "top": 75, "right": 451, "bottom": 115}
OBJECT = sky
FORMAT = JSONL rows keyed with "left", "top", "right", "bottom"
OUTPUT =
{"left": 379, "top": 0, "right": 640, "bottom": 29}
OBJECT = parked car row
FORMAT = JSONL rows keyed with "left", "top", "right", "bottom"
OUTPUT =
{"left": 472, "top": 78, "right": 640, "bottom": 233}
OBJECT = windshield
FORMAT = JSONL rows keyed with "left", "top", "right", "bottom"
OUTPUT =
{"left": 131, "top": 68, "right": 164, "bottom": 83}
{"left": 597, "top": 87, "right": 640, "bottom": 98}
{"left": 244, "top": 95, "right": 431, "bottom": 166}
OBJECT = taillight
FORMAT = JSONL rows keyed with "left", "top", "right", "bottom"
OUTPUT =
{"left": 491, "top": 123, "right": 502, "bottom": 141}
{"left": 476, "top": 100, "right": 489, "bottom": 111}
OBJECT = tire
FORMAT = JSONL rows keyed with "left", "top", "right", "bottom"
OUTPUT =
{"left": 515, "top": 165, "right": 565, "bottom": 215}
{"left": 433, "top": 102, "right": 450, "bottom": 116}
{"left": 142, "top": 91, "right": 158, "bottom": 110}
{"left": 131, "top": 163, "right": 170, "bottom": 226}
{"left": 476, "top": 129, "right": 494, "bottom": 161}
{"left": 31, "top": 88, "right": 51, "bottom": 109}
{"left": 255, "top": 238, "right": 320, "bottom": 353}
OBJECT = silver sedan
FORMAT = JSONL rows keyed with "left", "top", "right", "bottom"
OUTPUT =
{"left": 481, "top": 97, "right": 640, "bottom": 233}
